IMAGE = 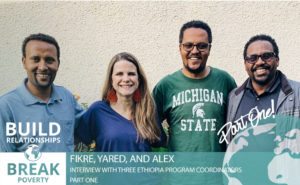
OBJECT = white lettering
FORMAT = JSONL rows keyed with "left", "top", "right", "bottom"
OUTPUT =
{"left": 191, "top": 89, "right": 199, "bottom": 102}
{"left": 195, "top": 120, "right": 202, "bottom": 131}
{"left": 6, "top": 122, "right": 16, "bottom": 136}
{"left": 203, "top": 89, "right": 209, "bottom": 102}
{"left": 217, "top": 91, "right": 223, "bottom": 105}
{"left": 172, "top": 94, "right": 181, "bottom": 108}
{"left": 217, "top": 99, "right": 276, "bottom": 144}
{"left": 185, "top": 90, "right": 191, "bottom": 103}
{"left": 49, "top": 122, "right": 60, "bottom": 136}
{"left": 181, "top": 120, "right": 186, "bottom": 131}
{"left": 210, "top": 90, "right": 216, "bottom": 103}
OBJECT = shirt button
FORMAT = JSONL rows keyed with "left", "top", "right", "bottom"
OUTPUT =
{"left": 256, "top": 97, "right": 259, "bottom": 101}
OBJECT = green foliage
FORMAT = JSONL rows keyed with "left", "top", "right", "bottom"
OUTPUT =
{"left": 81, "top": 102, "right": 89, "bottom": 110}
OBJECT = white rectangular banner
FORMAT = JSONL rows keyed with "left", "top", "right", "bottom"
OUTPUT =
{"left": 0, "top": 151, "right": 66, "bottom": 185}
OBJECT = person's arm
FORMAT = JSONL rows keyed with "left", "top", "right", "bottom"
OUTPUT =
{"left": 226, "top": 75, "right": 237, "bottom": 145}
{"left": 0, "top": 100, "right": 16, "bottom": 152}
{"left": 228, "top": 75, "right": 237, "bottom": 92}
{"left": 152, "top": 84, "right": 165, "bottom": 123}
{"left": 72, "top": 95, "right": 86, "bottom": 129}
{"left": 74, "top": 105, "right": 94, "bottom": 147}
{"left": 152, "top": 84, "right": 168, "bottom": 148}
{"left": 151, "top": 113, "right": 167, "bottom": 148}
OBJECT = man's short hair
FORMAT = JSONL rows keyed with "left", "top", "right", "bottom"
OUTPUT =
{"left": 179, "top": 20, "right": 212, "bottom": 44}
{"left": 243, "top": 34, "right": 279, "bottom": 59}
{"left": 22, "top": 33, "right": 60, "bottom": 62}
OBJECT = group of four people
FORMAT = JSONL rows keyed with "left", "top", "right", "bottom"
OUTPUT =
{"left": 0, "top": 20, "right": 299, "bottom": 153}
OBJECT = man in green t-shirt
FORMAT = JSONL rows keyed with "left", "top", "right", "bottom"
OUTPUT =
{"left": 153, "top": 20, "right": 236, "bottom": 152}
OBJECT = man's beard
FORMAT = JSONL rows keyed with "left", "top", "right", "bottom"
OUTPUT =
{"left": 251, "top": 65, "right": 273, "bottom": 85}
{"left": 252, "top": 73, "right": 274, "bottom": 85}
{"left": 34, "top": 74, "right": 54, "bottom": 89}
{"left": 185, "top": 63, "right": 205, "bottom": 74}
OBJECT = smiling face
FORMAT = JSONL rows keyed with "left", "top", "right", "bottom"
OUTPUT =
{"left": 245, "top": 40, "right": 279, "bottom": 87}
{"left": 180, "top": 27, "right": 210, "bottom": 77}
{"left": 111, "top": 60, "right": 139, "bottom": 99}
{"left": 22, "top": 40, "right": 59, "bottom": 91}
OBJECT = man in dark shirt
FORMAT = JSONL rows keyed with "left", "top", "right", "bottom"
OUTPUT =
{"left": 219, "top": 34, "right": 300, "bottom": 145}
{"left": 221, "top": 34, "right": 300, "bottom": 185}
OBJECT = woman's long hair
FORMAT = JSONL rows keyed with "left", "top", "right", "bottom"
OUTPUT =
{"left": 102, "top": 52, "right": 161, "bottom": 143}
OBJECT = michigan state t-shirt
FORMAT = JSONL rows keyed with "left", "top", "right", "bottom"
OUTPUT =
{"left": 153, "top": 67, "right": 236, "bottom": 152}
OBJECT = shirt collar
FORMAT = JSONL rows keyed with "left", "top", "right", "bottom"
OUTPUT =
{"left": 17, "top": 78, "right": 62, "bottom": 105}
{"left": 49, "top": 83, "right": 63, "bottom": 103}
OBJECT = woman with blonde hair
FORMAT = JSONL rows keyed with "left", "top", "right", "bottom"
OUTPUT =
{"left": 75, "top": 52, "right": 166, "bottom": 152}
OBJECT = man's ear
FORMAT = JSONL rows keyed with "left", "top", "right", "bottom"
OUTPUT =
{"left": 22, "top": 56, "right": 26, "bottom": 69}
{"left": 207, "top": 44, "right": 212, "bottom": 55}
{"left": 244, "top": 60, "right": 248, "bottom": 72}
{"left": 276, "top": 57, "right": 279, "bottom": 67}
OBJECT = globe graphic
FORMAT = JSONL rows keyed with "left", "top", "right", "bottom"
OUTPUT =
{"left": 24, "top": 144, "right": 42, "bottom": 161}
{"left": 223, "top": 116, "right": 300, "bottom": 185}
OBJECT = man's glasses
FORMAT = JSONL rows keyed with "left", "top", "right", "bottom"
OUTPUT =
{"left": 245, "top": 52, "right": 277, "bottom": 64}
{"left": 181, "top": 42, "right": 211, "bottom": 52}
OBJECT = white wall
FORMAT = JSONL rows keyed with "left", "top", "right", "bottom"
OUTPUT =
{"left": 1, "top": 1, "right": 299, "bottom": 105}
